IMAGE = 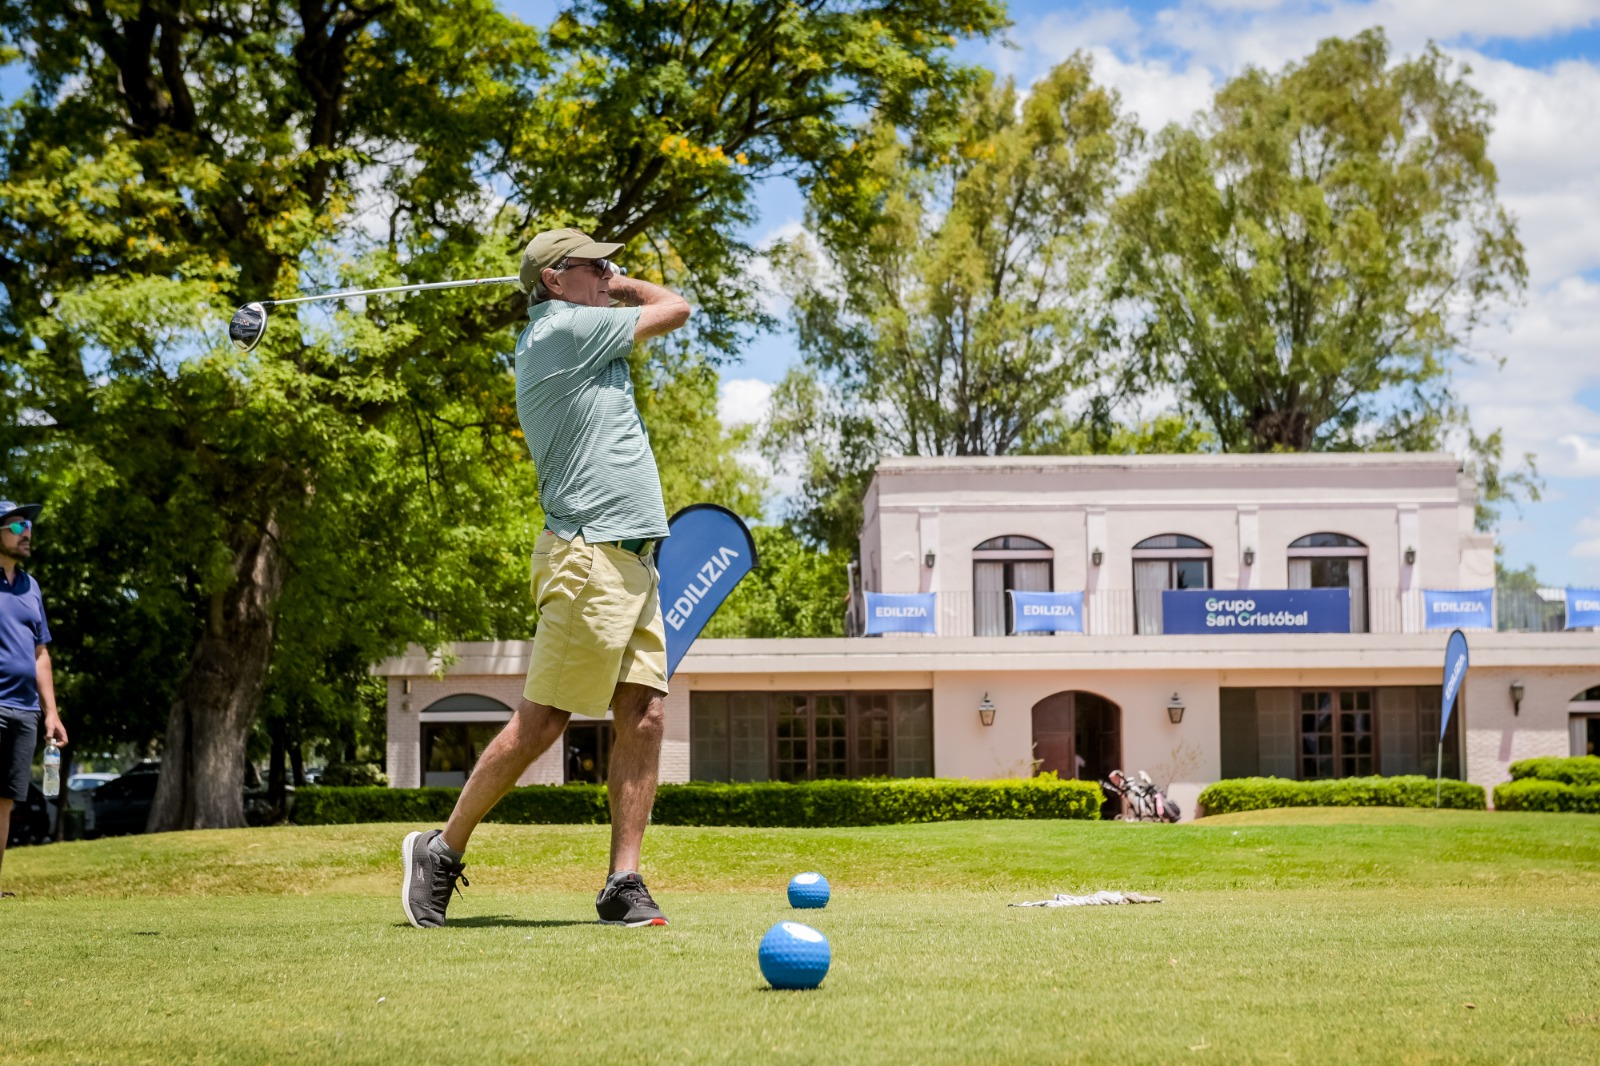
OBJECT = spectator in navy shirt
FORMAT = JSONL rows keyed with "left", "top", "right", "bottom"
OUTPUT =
{"left": 0, "top": 500, "right": 66, "bottom": 894}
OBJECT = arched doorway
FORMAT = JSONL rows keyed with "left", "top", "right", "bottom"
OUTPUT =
{"left": 1031, "top": 691, "right": 1122, "bottom": 815}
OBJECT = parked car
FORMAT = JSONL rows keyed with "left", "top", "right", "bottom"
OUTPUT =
{"left": 68, "top": 771, "right": 119, "bottom": 793}
{"left": 4, "top": 783, "right": 55, "bottom": 847}
{"left": 88, "top": 762, "right": 293, "bottom": 837}
{"left": 87, "top": 763, "right": 161, "bottom": 837}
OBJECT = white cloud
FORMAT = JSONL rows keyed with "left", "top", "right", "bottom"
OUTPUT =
{"left": 1458, "top": 275, "right": 1600, "bottom": 478}
{"left": 1573, "top": 512, "right": 1600, "bottom": 559}
{"left": 1157, "top": 1, "right": 1600, "bottom": 71}
{"left": 718, "top": 377, "right": 774, "bottom": 429}
{"left": 1559, "top": 435, "right": 1600, "bottom": 477}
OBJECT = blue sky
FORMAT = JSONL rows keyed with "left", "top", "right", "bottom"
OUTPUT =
{"left": 699, "top": 0, "right": 1600, "bottom": 588}
{"left": 6, "top": 2, "right": 1597, "bottom": 584}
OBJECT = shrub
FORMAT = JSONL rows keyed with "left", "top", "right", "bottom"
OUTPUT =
{"left": 1493, "top": 778, "right": 1600, "bottom": 813}
{"left": 293, "top": 775, "right": 1104, "bottom": 827}
{"left": 1197, "top": 775, "right": 1485, "bottom": 816}
{"left": 317, "top": 762, "right": 388, "bottom": 787}
{"left": 1506, "top": 756, "right": 1600, "bottom": 787}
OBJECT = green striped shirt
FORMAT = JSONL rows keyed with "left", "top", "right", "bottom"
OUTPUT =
{"left": 514, "top": 301, "right": 669, "bottom": 543}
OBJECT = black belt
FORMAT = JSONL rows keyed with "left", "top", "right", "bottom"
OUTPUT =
{"left": 545, "top": 526, "right": 653, "bottom": 555}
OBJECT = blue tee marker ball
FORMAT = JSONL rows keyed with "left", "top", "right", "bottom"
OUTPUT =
{"left": 787, "top": 871, "right": 830, "bottom": 909}
{"left": 759, "top": 921, "right": 831, "bottom": 990}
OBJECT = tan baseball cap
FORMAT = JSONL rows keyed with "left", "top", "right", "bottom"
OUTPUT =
{"left": 518, "top": 227, "right": 624, "bottom": 291}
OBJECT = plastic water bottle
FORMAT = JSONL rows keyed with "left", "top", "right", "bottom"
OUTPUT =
{"left": 43, "top": 742, "right": 60, "bottom": 798}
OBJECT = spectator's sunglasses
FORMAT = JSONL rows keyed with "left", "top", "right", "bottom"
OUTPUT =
{"left": 3, "top": 519, "right": 31, "bottom": 535}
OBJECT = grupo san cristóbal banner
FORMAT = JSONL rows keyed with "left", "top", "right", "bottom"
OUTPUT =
{"left": 1161, "top": 589, "right": 1351, "bottom": 634}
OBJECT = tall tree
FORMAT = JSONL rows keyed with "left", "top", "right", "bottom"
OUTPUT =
{"left": 0, "top": 0, "right": 1005, "bottom": 828}
{"left": 768, "top": 55, "right": 1139, "bottom": 547}
{"left": 1112, "top": 29, "right": 1527, "bottom": 456}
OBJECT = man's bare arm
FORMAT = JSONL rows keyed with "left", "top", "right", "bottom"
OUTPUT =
{"left": 610, "top": 277, "right": 691, "bottom": 340}
{"left": 36, "top": 645, "right": 66, "bottom": 746}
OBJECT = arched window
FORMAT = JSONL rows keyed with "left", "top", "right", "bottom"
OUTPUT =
{"left": 1131, "top": 534, "right": 1213, "bottom": 634}
{"left": 973, "top": 535, "right": 1053, "bottom": 636}
{"left": 418, "top": 694, "right": 512, "bottom": 788}
{"left": 1288, "top": 532, "right": 1369, "bottom": 632}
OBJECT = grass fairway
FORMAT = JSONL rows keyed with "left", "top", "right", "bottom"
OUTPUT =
{"left": 3, "top": 810, "right": 1599, "bottom": 1064}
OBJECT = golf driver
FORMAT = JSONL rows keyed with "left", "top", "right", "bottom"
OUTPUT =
{"left": 228, "top": 275, "right": 521, "bottom": 352}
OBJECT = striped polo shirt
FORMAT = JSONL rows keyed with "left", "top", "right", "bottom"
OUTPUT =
{"left": 513, "top": 301, "right": 669, "bottom": 543}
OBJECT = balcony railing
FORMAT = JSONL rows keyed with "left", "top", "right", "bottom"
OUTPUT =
{"left": 839, "top": 586, "right": 1581, "bottom": 638}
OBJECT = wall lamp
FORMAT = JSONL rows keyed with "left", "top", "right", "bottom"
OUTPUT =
{"left": 978, "top": 693, "right": 997, "bottom": 727}
{"left": 1243, "top": 547, "right": 1255, "bottom": 566}
{"left": 923, "top": 549, "right": 936, "bottom": 569}
{"left": 1510, "top": 680, "right": 1524, "bottom": 716}
{"left": 1166, "top": 692, "right": 1185, "bottom": 725}
{"left": 1091, "top": 547, "right": 1104, "bottom": 567}
{"left": 1404, "top": 546, "right": 1417, "bottom": 566}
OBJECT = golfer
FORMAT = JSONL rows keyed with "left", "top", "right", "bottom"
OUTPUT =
{"left": 0, "top": 500, "right": 67, "bottom": 893}
{"left": 402, "top": 228, "right": 690, "bottom": 928}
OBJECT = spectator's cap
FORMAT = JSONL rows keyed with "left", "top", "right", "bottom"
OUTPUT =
{"left": 519, "top": 228, "right": 624, "bottom": 292}
{"left": 0, "top": 500, "right": 42, "bottom": 523}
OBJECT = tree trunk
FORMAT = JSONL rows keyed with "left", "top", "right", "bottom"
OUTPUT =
{"left": 148, "top": 518, "right": 286, "bottom": 832}
{"left": 289, "top": 739, "right": 305, "bottom": 788}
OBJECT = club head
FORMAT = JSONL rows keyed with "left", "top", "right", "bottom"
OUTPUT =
{"left": 228, "top": 302, "right": 268, "bottom": 352}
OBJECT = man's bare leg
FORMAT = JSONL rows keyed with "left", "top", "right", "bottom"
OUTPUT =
{"left": 605, "top": 682, "right": 666, "bottom": 874}
{"left": 441, "top": 698, "right": 570, "bottom": 854}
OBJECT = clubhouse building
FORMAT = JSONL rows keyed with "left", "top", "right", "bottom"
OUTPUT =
{"left": 375, "top": 454, "right": 1600, "bottom": 817}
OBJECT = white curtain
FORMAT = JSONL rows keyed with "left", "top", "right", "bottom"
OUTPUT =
{"left": 1134, "top": 560, "right": 1168, "bottom": 635}
{"left": 974, "top": 561, "right": 1006, "bottom": 636}
{"left": 1288, "top": 558, "right": 1312, "bottom": 589}
{"left": 1347, "top": 558, "right": 1367, "bottom": 633}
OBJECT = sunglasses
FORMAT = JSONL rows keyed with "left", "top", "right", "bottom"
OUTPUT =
{"left": 4, "top": 519, "right": 31, "bottom": 535}
{"left": 557, "top": 257, "right": 624, "bottom": 278}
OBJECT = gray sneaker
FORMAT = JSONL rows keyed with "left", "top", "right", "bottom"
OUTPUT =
{"left": 595, "top": 871, "right": 668, "bottom": 927}
{"left": 401, "top": 830, "right": 468, "bottom": 928}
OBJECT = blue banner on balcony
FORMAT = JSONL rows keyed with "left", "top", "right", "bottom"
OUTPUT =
{"left": 1009, "top": 590, "right": 1084, "bottom": 633}
{"left": 1423, "top": 588, "right": 1494, "bottom": 630}
{"left": 1567, "top": 589, "right": 1600, "bottom": 630}
{"left": 863, "top": 591, "right": 937, "bottom": 635}
{"left": 1161, "top": 589, "right": 1351, "bottom": 634}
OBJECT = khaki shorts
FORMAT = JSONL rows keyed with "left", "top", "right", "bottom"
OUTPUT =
{"left": 524, "top": 530, "right": 668, "bottom": 717}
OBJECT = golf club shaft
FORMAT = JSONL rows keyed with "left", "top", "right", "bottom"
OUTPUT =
{"left": 259, "top": 276, "right": 520, "bottom": 308}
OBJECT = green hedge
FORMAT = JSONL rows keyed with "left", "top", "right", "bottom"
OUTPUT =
{"left": 293, "top": 776, "right": 1105, "bottom": 828}
{"left": 1506, "top": 756, "right": 1600, "bottom": 787}
{"left": 1197, "top": 775, "right": 1486, "bottom": 816}
{"left": 1493, "top": 778, "right": 1600, "bottom": 813}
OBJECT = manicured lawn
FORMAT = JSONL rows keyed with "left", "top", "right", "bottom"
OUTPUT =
{"left": 3, "top": 810, "right": 1598, "bottom": 1064}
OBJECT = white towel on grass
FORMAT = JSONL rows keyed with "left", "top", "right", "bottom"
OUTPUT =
{"left": 1009, "top": 891, "right": 1162, "bottom": 907}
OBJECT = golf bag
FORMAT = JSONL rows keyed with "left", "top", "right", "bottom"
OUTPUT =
{"left": 1102, "top": 769, "right": 1182, "bottom": 822}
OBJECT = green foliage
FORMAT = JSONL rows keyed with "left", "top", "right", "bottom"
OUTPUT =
{"left": 316, "top": 762, "right": 389, "bottom": 788}
{"left": 1113, "top": 29, "right": 1527, "bottom": 461}
{"left": 768, "top": 54, "right": 1137, "bottom": 548}
{"left": 0, "top": 1, "right": 1004, "bottom": 812}
{"left": 701, "top": 524, "right": 850, "bottom": 638}
{"left": 295, "top": 776, "right": 1104, "bottom": 827}
{"left": 1493, "top": 779, "right": 1600, "bottom": 814}
{"left": 1507, "top": 756, "right": 1600, "bottom": 787}
{"left": 1197, "top": 776, "right": 1486, "bottom": 815}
